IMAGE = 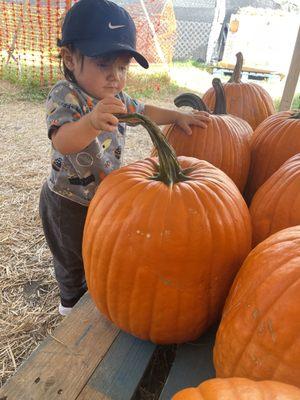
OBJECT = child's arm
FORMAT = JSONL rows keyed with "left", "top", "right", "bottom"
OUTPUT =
{"left": 143, "top": 104, "right": 211, "bottom": 135}
{"left": 52, "top": 97, "right": 126, "bottom": 155}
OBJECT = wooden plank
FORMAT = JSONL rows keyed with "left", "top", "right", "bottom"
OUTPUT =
{"left": 158, "top": 325, "right": 217, "bottom": 399}
{"left": 0, "top": 293, "right": 119, "bottom": 400}
{"left": 77, "top": 332, "right": 156, "bottom": 399}
{"left": 279, "top": 26, "right": 300, "bottom": 111}
{"left": 217, "top": 62, "right": 277, "bottom": 75}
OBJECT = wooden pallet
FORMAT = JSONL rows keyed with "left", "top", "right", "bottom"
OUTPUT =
{"left": 212, "top": 66, "right": 283, "bottom": 82}
{"left": 0, "top": 292, "right": 216, "bottom": 400}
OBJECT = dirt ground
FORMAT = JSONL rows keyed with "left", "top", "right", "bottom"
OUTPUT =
{"left": 0, "top": 78, "right": 175, "bottom": 388}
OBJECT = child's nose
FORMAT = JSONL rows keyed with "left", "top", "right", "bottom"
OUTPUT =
{"left": 107, "top": 66, "right": 120, "bottom": 81}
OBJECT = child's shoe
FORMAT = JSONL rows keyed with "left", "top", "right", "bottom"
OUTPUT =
{"left": 58, "top": 302, "right": 73, "bottom": 316}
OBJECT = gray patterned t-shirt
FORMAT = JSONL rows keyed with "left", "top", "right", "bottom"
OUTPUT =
{"left": 46, "top": 80, "right": 144, "bottom": 206}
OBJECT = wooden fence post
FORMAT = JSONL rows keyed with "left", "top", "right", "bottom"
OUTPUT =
{"left": 279, "top": 25, "right": 300, "bottom": 111}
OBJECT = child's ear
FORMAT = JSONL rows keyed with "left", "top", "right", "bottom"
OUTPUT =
{"left": 61, "top": 47, "right": 75, "bottom": 71}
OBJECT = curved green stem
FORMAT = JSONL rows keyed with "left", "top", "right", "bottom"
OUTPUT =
{"left": 174, "top": 93, "right": 210, "bottom": 112}
{"left": 115, "top": 113, "right": 193, "bottom": 186}
{"left": 228, "top": 52, "right": 243, "bottom": 83}
{"left": 212, "top": 78, "right": 227, "bottom": 115}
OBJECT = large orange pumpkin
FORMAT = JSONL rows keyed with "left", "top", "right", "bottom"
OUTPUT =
{"left": 153, "top": 78, "right": 252, "bottom": 192}
{"left": 203, "top": 52, "right": 275, "bottom": 129}
{"left": 214, "top": 226, "right": 300, "bottom": 387}
{"left": 172, "top": 378, "right": 300, "bottom": 399}
{"left": 83, "top": 114, "right": 251, "bottom": 344}
{"left": 250, "top": 154, "right": 300, "bottom": 246}
{"left": 244, "top": 109, "right": 300, "bottom": 203}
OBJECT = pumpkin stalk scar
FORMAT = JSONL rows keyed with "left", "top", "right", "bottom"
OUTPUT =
{"left": 267, "top": 319, "right": 276, "bottom": 343}
{"left": 252, "top": 308, "right": 259, "bottom": 319}
{"left": 257, "top": 322, "right": 265, "bottom": 335}
{"left": 250, "top": 353, "right": 262, "bottom": 367}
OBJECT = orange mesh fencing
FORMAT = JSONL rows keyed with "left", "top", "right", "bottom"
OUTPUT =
{"left": 0, "top": 0, "right": 176, "bottom": 87}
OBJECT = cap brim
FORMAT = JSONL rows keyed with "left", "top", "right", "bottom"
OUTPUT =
{"left": 74, "top": 40, "right": 149, "bottom": 69}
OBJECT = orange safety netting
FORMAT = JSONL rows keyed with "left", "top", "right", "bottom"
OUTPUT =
{"left": 0, "top": 0, "right": 176, "bottom": 86}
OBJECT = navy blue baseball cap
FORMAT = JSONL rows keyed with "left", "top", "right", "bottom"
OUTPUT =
{"left": 58, "top": 0, "right": 149, "bottom": 68}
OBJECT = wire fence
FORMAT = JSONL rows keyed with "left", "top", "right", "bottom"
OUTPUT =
{"left": 0, "top": 0, "right": 177, "bottom": 87}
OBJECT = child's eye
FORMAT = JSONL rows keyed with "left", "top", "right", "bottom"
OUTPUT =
{"left": 97, "top": 63, "right": 109, "bottom": 69}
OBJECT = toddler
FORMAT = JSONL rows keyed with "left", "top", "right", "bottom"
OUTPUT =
{"left": 39, "top": 0, "right": 210, "bottom": 315}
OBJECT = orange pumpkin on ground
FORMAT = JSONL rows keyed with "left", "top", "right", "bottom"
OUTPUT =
{"left": 244, "top": 109, "right": 300, "bottom": 203}
{"left": 152, "top": 78, "right": 252, "bottom": 192}
{"left": 214, "top": 226, "right": 300, "bottom": 387}
{"left": 83, "top": 114, "right": 251, "bottom": 344}
{"left": 172, "top": 378, "right": 300, "bottom": 399}
{"left": 250, "top": 154, "right": 300, "bottom": 246}
{"left": 203, "top": 52, "right": 275, "bottom": 129}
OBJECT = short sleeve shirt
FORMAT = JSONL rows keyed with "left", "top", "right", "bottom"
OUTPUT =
{"left": 45, "top": 80, "right": 144, "bottom": 206}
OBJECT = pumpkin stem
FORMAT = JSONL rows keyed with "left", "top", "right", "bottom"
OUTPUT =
{"left": 115, "top": 113, "right": 193, "bottom": 186}
{"left": 228, "top": 52, "right": 243, "bottom": 83}
{"left": 174, "top": 93, "right": 211, "bottom": 112}
{"left": 212, "top": 78, "right": 227, "bottom": 115}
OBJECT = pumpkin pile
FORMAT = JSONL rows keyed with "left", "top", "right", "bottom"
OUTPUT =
{"left": 152, "top": 78, "right": 253, "bottom": 192}
{"left": 82, "top": 70, "right": 300, "bottom": 394}
{"left": 172, "top": 227, "right": 300, "bottom": 398}
{"left": 83, "top": 113, "right": 251, "bottom": 344}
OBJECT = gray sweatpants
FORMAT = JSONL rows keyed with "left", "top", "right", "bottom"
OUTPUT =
{"left": 39, "top": 182, "right": 87, "bottom": 307}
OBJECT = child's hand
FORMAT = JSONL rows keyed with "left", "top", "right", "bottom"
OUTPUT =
{"left": 175, "top": 111, "right": 211, "bottom": 135}
{"left": 88, "top": 97, "right": 126, "bottom": 132}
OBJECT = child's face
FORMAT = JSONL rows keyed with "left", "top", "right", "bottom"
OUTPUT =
{"left": 70, "top": 52, "right": 131, "bottom": 99}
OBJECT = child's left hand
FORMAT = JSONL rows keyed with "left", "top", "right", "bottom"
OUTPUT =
{"left": 175, "top": 110, "right": 211, "bottom": 135}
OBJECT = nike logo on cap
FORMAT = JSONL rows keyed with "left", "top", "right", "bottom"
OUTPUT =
{"left": 108, "top": 22, "right": 125, "bottom": 29}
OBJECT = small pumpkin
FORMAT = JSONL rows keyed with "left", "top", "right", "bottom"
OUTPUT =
{"left": 83, "top": 113, "right": 251, "bottom": 344}
{"left": 214, "top": 226, "right": 300, "bottom": 387}
{"left": 229, "top": 19, "right": 239, "bottom": 33}
{"left": 203, "top": 52, "right": 275, "bottom": 129}
{"left": 172, "top": 378, "right": 300, "bottom": 399}
{"left": 245, "top": 109, "right": 300, "bottom": 203}
{"left": 152, "top": 78, "right": 252, "bottom": 192}
{"left": 250, "top": 154, "right": 300, "bottom": 246}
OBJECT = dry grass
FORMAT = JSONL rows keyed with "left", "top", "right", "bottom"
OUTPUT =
{"left": 0, "top": 79, "right": 175, "bottom": 391}
{"left": 0, "top": 81, "right": 61, "bottom": 386}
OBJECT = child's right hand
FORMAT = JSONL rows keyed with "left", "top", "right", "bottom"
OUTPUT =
{"left": 88, "top": 97, "right": 126, "bottom": 132}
